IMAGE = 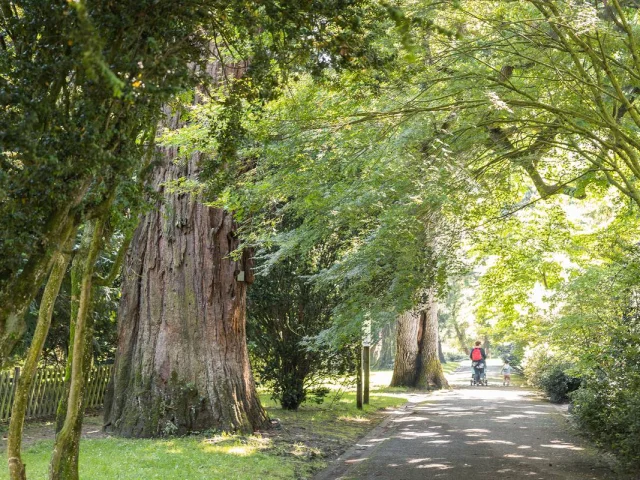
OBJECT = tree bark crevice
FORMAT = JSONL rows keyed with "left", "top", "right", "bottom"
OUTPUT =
{"left": 390, "top": 290, "right": 449, "bottom": 390}
{"left": 104, "top": 150, "right": 267, "bottom": 437}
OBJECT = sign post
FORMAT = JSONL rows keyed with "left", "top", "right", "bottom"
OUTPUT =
{"left": 362, "top": 318, "right": 371, "bottom": 405}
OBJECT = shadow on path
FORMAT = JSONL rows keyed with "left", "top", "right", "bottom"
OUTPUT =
{"left": 315, "top": 361, "right": 630, "bottom": 480}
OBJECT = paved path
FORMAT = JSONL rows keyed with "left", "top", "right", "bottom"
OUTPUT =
{"left": 316, "top": 361, "right": 632, "bottom": 480}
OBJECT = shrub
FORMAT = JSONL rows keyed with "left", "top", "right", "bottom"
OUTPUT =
{"left": 538, "top": 364, "right": 581, "bottom": 403}
{"left": 567, "top": 309, "right": 640, "bottom": 467}
{"left": 248, "top": 251, "right": 356, "bottom": 410}
{"left": 444, "top": 351, "right": 467, "bottom": 362}
{"left": 571, "top": 382, "right": 640, "bottom": 466}
{"left": 522, "top": 345, "right": 579, "bottom": 403}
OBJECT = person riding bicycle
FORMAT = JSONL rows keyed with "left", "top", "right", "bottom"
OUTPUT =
{"left": 470, "top": 341, "right": 487, "bottom": 385}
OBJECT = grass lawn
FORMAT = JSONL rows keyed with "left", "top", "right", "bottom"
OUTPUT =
{"left": 0, "top": 370, "right": 421, "bottom": 480}
{"left": 0, "top": 364, "right": 458, "bottom": 479}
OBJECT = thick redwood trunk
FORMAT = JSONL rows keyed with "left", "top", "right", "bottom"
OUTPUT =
{"left": 103, "top": 151, "right": 267, "bottom": 437}
{"left": 390, "top": 291, "right": 448, "bottom": 389}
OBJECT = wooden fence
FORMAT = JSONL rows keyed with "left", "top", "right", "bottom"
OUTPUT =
{"left": 0, "top": 365, "right": 112, "bottom": 422}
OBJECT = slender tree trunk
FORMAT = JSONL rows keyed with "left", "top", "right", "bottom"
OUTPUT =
{"left": 372, "top": 321, "right": 396, "bottom": 370}
{"left": 452, "top": 319, "right": 470, "bottom": 355}
{"left": 363, "top": 345, "right": 370, "bottom": 404}
{"left": 55, "top": 230, "right": 85, "bottom": 434}
{"left": 50, "top": 220, "right": 104, "bottom": 480}
{"left": 0, "top": 183, "right": 90, "bottom": 365}
{"left": 356, "top": 346, "right": 363, "bottom": 410}
{"left": 390, "top": 311, "right": 420, "bottom": 387}
{"left": 415, "top": 291, "right": 449, "bottom": 389}
{"left": 438, "top": 338, "right": 446, "bottom": 364}
{"left": 483, "top": 335, "right": 491, "bottom": 359}
{"left": 7, "top": 242, "right": 73, "bottom": 480}
{"left": 103, "top": 145, "right": 267, "bottom": 437}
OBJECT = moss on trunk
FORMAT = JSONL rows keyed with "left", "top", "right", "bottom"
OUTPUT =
{"left": 50, "top": 220, "right": 104, "bottom": 480}
{"left": 7, "top": 239, "right": 73, "bottom": 480}
{"left": 390, "top": 291, "right": 449, "bottom": 389}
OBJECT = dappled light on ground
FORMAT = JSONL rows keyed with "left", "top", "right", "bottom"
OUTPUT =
{"left": 326, "top": 362, "right": 624, "bottom": 480}
{"left": 0, "top": 435, "right": 299, "bottom": 480}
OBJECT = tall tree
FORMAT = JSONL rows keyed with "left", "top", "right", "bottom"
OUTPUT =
{"left": 390, "top": 291, "right": 448, "bottom": 389}
{"left": 7, "top": 240, "right": 74, "bottom": 480}
{"left": 49, "top": 219, "right": 106, "bottom": 479}
{"left": 0, "top": 0, "right": 216, "bottom": 362}
{"left": 0, "top": 0, "right": 377, "bottom": 364}
{"left": 103, "top": 141, "right": 268, "bottom": 435}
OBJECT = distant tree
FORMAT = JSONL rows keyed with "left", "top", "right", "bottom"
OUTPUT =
{"left": 391, "top": 290, "right": 448, "bottom": 389}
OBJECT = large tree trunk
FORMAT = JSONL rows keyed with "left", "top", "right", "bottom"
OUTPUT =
{"left": 389, "top": 311, "right": 420, "bottom": 387}
{"left": 103, "top": 146, "right": 267, "bottom": 437}
{"left": 415, "top": 291, "right": 448, "bottom": 389}
{"left": 389, "top": 292, "right": 448, "bottom": 389}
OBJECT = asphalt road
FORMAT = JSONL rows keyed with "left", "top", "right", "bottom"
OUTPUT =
{"left": 315, "top": 361, "right": 633, "bottom": 480}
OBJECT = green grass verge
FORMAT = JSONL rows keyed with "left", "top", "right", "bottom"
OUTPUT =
{"left": 261, "top": 390, "right": 408, "bottom": 443}
{"left": 1, "top": 390, "right": 408, "bottom": 480}
{"left": 442, "top": 362, "right": 460, "bottom": 375}
{"left": 3, "top": 436, "right": 298, "bottom": 480}
{"left": 3, "top": 366, "right": 467, "bottom": 479}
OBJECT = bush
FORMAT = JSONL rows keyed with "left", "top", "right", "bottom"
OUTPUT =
{"left": 522, "top": 345, "right": 579, "bottom": 403}
{"left": 538, "top": 365, "right": 581, "bottom": 403}
{"left": 571, "top": 383, "right": 640, "bottom": 466}
{"left": 567, "top": 310, "right": 640, "bottom": 467}
{"left": 444, "top": 351, "right": 467, "bottom": 362}
{"left": 248, "top": 251, "right": 357, "bottom": 410}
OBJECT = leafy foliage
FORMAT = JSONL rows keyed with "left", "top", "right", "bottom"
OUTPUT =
{"left": 247, "top": 247, "right": 356, "bottom": 410}
{"left": 0, "top": 0, "right": 382, "bottom": 358}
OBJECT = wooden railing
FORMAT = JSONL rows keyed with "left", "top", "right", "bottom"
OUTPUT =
{"left": 0, "top": 365, "right": 112, "bottom": 422}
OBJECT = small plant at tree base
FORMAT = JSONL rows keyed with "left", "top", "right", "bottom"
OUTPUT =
{"left": 248, "top": 246, "right": 357, "bottom": 410}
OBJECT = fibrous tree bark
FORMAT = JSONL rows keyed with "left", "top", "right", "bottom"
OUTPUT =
{"left": 390, "top": 291, "right": 448, "bottom": 389}
{"left": 103, "top": 139, "right": 267, "bottom": 436}
{"left": 390, "top": 311, "right": 421, "bottom": 387}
